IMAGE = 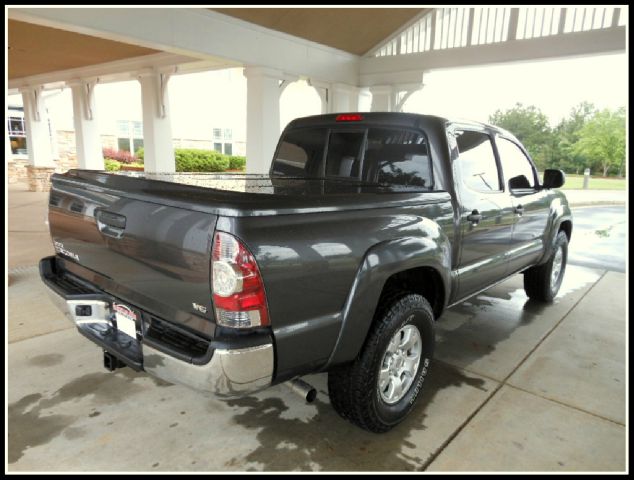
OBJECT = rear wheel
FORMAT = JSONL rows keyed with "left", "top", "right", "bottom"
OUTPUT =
{"left": 328, "top": 294, "right": 435, "bottom": 433}
{"left": 524, "top": 230, "right": 568, "bottom": 302}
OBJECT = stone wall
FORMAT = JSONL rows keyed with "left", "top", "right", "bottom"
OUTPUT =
{"left": 8, "top": 158, "right": 29, "bottom": 184}
{"left": 55, "top": 130, "right": 78, "bottom": 173}
{"left": 26, "top": 165, "right": 55, "bottom": 192}
{"left": 8, "top": 131, "right": 244, "bottom": 185}
{"left": 8, "top": 131, "right": 121, "bottom": 183}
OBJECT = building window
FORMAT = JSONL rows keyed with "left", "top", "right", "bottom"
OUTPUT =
{"left": 118, "top": 138, "right": 131, "bottom": 153}
{"left": 117, "top": 120, "right": 143, "bottom": 154}
{"left": 8, "top": 115, "right": 27, "bottom": 155}
{"left": 212, "top": 127, "right": 233, "bottom": 155}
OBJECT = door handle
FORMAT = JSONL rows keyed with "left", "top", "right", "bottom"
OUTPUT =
{"left": 95, "top": 209, "right": 126, "bottom": 239}
{"left": 514, "top": 204, "right": 524, "bottom": 215}
{"left": 466, "top": 210, "right": 482, "bottom": 225}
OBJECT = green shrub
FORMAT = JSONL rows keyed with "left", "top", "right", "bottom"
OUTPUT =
{"left": 106, "top": 148, "right": 245, "bottom": 172}
{"left": 175, "top": 149, "right": 230, "bottom": 172}
{"left": 104, "top": 159, "right": 121, "bottom": 171}
{"left": 228, "top": 155, "right": 246, "bottom": 170}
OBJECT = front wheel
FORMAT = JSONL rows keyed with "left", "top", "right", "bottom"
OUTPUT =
{"left": 328, "top": 294, "right": 435, "bottom": 433}
{"left": 524, "top": 230, "right": 568, "bottom": 302}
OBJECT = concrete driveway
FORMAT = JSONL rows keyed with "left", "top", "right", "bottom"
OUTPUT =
{"left": 7, "top": 183, "right": 627, "bottom": 472}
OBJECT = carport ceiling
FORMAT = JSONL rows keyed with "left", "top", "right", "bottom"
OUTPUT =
{"left": 8, "top": 19, "right": 160, "bottom": 80}
{"left": 212, "top": 8, "right": 427, "bottom": 55}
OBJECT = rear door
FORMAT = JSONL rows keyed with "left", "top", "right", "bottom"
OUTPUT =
{"left": 450, "top": 128, "right": 516, "bottom": 300}
{"left": 494, "top": 135, "right": 550, "bottom": 272}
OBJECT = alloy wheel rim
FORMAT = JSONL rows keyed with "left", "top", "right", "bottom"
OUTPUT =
{"left": 378, "top": 322, "right": 422, "bottom": 404}
{"left": 551, "top": 246, "right": 564, "bottom": 290}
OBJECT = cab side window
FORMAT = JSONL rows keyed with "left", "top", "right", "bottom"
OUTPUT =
{"left": 496, "top": 137, "right": 537, "bottom": 190}
{"left": 455, "top": 130, "right": 501, "bottom": 192}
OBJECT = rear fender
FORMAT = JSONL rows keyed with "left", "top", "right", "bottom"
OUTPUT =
{"left": 538, "top": 195, "right": 573, "bottom": 265}
{"left": 323, "top": 227, "right": 451, "bottom": 369}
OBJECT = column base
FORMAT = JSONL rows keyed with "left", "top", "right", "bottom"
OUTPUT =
{"left": 26, "top": 165, "right": 56, "bottom": 192}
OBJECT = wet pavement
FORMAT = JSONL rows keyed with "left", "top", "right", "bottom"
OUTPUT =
{"left": 7, "top": 264, "right": 626, "bottom": 472}
{"left": 7, "top": 183, "right": 627, "bottom": 472}
{"left": 568, "top": 205, "right": 626, "bottom": 273}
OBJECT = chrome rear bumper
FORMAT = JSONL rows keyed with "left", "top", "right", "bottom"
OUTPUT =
{"left": 41, "top": 257, "right": 274, "bottom": 398}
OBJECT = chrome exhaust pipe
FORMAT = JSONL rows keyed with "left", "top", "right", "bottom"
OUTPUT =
{"left": 286, "top": 378, "right": 317, "bottom": 403}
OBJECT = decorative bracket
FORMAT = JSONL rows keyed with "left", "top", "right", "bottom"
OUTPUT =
{"left": 83, "top": 78, "right": 99, "bottom": 121}
{"left": 158, "top": 72, "right": 171, "bottom": 119}
{"left": 22, "top": 87, "right": 43, "bottom": 122}
{"left": 32, "top": 88, "right": 41, "bottom": 122}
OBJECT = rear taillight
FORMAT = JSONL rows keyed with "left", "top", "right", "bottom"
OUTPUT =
{"left": 212, "top": 231, "right": 269, "bottom": 328}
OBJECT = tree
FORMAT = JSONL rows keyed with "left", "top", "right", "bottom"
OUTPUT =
{"left": 572, "top": 107, "right": 625, "bottom": 177}
{"left": 552, "top": 102, "right": 596, "bottom": 174}
{"left": 489, "top": 103, "right": 553, "bottom": 171}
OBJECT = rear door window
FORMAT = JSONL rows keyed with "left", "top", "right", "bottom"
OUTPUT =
{"left": 455, "top": 130, "right": 501, "bottom": 192}
{"left": 363, "top": 128, "right": 431, "bottom": 187}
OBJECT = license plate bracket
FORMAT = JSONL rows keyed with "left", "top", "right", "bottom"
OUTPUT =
{"left": 112, "top": 302, "right": 139, "bottom": 340}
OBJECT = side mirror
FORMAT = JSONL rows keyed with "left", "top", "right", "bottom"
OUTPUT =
{"left": 542, "top": 169, "right": 565, "bottom": 189}
{"left": 508, "top": 175, "right": 531, "bottom": 190}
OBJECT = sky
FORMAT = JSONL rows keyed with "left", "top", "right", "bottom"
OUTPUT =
{"left": 402, "top": 53, "right": 628, "bottom": 125}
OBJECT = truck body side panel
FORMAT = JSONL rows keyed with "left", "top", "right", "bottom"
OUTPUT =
{"left": 221, "top": 194, "right": 454, "bottom": 381}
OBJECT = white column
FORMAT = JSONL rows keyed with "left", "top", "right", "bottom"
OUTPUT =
{"left": 138, "top": 71, "right": 175, "bottom": 173}
{"left": 328, "top": 83, "right": 359, "bottom": 113}
{"left": 369, "top": 85, "right": 395, "bottom": 112}
{"left": 244, "top": 67, "right": 283, "bottom": 174}
{"left": 357, "top": 88, "right": 373, "bottom": 112}
{"left": 70, "top": 80, "right": 104, "bottom": 170}
{"left": 313, "top": 86, "right": 328, "bottom": 114}
{"left": 20, "top": 86, "right": 55, "bottom": 167}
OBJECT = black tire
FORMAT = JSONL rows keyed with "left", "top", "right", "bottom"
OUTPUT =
{"left": 328, "top": 294, "right": 435, "bottom": 433}
{"left": 524, "top": 230, "right": 568, "bottom": 302}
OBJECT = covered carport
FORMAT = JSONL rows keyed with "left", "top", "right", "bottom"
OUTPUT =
{"left": 6, "top": 6, "right": 627, "bottom": 473}
{"left": 8, "top": 7, "right": 626, "bottom": 188}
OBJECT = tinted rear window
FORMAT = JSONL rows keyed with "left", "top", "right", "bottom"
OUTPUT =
{"left": 364, "top": 128, "right": 430, "bottom": 187}
{"left": 271, "top": 128, "right": 327, "bottom": 176}
{"left": 271, "top": 126, "right": 432, "bottom": 188}
{"left": 325, "top": 131, "right": 365, "bottom": 178}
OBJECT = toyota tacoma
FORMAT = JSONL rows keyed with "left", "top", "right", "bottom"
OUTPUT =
{"left": 41, "top": 112, "right": 572, "bottom": 432}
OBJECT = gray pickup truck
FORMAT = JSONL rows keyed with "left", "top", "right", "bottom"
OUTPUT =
{"left": 41, "top": 112, "right": 572, "bottom": 432}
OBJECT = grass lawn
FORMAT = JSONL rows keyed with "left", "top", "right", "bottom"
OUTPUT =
{"left": 560, "top": 174, "right": 626, "bottom": 190}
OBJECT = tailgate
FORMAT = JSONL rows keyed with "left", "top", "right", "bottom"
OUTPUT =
{"left": 48, "top": 174, "right": 217, "bottom": 337}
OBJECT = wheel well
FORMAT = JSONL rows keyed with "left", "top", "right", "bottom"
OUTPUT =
{"left": 559, "top": 220, "right": 572, "bottom": 241}
{"left": 376, "top": 267, "right": 445, "bottom": 320}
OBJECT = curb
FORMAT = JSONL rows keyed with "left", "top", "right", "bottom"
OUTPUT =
{"left": 567, "top": 201, "right": 626, "bottom": 208}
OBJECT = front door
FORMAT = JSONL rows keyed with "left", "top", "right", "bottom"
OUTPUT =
{"left": 495, "top": 135, "right": 550, "bottom": 273}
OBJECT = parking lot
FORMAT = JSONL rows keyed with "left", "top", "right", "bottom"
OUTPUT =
{"left": 7, "top": 183, "right": 627, "bottom": 472}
